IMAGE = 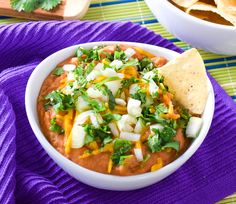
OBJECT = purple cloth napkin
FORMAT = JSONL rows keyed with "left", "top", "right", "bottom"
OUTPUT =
{"left": 0, "top": 21, "right": 235, "bottom": 204}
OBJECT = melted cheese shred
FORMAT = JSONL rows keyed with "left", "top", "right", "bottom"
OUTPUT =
{"left": 64, "top": 110, "right": 75, "bottom": 155}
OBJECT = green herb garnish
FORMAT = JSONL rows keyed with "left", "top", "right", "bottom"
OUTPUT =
{"left": 147, "top": 126, "right": 179, "bottom": 152}
{"left": 49, "top": 118, "right": 64, "bottom": 134}
{"left": 83, "top": 124, "right": 112, "bottom": 145}
{"left": 11, "top": 0, "right": 61, "bottom": 12}
{"left": 45, "top": 90, "right": 75, "bottom": 113}
{"left": 111, "top": 139, "right": 132, "bottom": 165}
{"left": 53, "top": 67, "right": 64, "bottom": 76}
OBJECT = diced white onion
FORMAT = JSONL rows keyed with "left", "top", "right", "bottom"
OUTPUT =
{"left": 76, "top": 96, "right": 90, "bottom": 112}
{"left": 67, "top": 72, "right": 75, "bottom": 81}
{"left": 94, "top": 63, "right": 104, "bottom": 71}
{"left": 115, "top": 98, "right": 126, "bottom": 106}
{"left": 150, "top": 124, "right": 164, "bottom": 134}
{"left": 104, "top": 80, "right": 122, "bottom": 96}
{"left": 134, "top": 118, "right": 145, "bottom": 134}
{"left": 134, "top": 148, "right": 143, "bottom": 161}
{"left": 117, "top": 114, "right": 137, "bottom": 132}
{"left": 143, "top": 71, "right": 155, "bottom": 80}
{"left": 117, "top": 73, "right": 125, "bottom": 79}
{"left": 129, "top": 84, "right": 139, "bottom": 95}
{"left": 86, "top": 70, "right": 102, "bottom": 81}
{"left": 127, "top": 98, "right": 142, "bottom": 117}
{"left": 108, "top": 122, "right": 119, "bottom": 137}
{"left": 63, "top": 64, "right": 76, "bottom": 72}
{"left": 75, "top": 110, "right": 93, "bottom": 125}
{"left": 90, "top": 113, "right": 103, "bottom": 128}
{"left": 120, "top": 132, "right": 141, "bottom": 141}
{"left": 149, "top": 79, "right": 159, "bottom": 96}
{"left": 101, "top": 68, "right": 118, "bottom": 77}
{"left": 186, "top": 117, "right": 203, "bottom": 138}
{"left": 124, "top": 48, "right": 136, "bottom": 59}
{"left": 110, "top": 60, "right": 123, "bottom": 69}
{"left": 87, "top": 87, "right": 104, "bottom": 99}
{"left": 71, "top": 125, "right": 86, "bottom": 148}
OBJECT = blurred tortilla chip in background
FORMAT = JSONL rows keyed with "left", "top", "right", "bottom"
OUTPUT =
{"left": 186, "top": 2, "right": 235, "bottom": 26}
{"left": 170, "top": 0, "right": 236, "bottom": 26}
{"left": 171, "top": 0, "right": 199, "bottom": 8}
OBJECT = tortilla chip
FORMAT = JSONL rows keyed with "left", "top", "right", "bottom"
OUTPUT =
{"left": 215, "top": 0, "right": 236, "bottom": 16}
{"left": 186, "top": 2, "right": 235, "bottom": 26}
{"left": 159, "top": 48, "right": 208, "bottom": 115}
{"left": 171, "top": 0, "right": 199, "bottom": 8}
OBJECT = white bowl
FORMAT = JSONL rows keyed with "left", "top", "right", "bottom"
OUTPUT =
{"left": 145, "top": 0, "right": 236, "bottom": 55}
{"left": 25, "top": 41, "right": 215, "bottom": 191}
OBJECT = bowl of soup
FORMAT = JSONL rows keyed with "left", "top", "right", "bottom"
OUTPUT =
{"left": 25, "top": 41, "right": 214, "bottom": 190}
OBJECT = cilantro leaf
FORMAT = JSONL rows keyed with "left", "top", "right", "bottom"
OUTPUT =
{"left": 121, "top": 77, "right": 139, "bottom": 89}
{"left": 49, "top": 118, "right": 64, "bottom": 134}
{"left": 95, "top": 84, "right": 116, "bottom": 110}
{"left": 53, "top": 67, "right": 64, "bottom": 76}
{"left": 44, "top": 90, "right": 75, "bottom": 112}
{"left": 11, "top": 0, "right": 37, "bottom": 12}
{"left": 83, "top": 124, "right": 112, "bottom": 145}
{"left": 111, "top": 139, "right": 132, "bottom": 165}
{"left": 10, "top": 0, "right": 61, "bottom": 12}
{"left": 114, "top": 51, "right": 126, "bottom": 61}
{"left": 159, "top": 126, "right": 176, "bottom": 143}
{"left": 162, "top": 142, "right": 179, "bottom": 151}
{"left": 130, "top": 87, "right": 146, "bottom": 104}
{"left": 138, "top": 57, "right": 154, "bottom": 72}
{"left": 103, "top": 113, "right": 121, "bottom": 123}
{"left": 147, "top": 126, "right": 179, "bottom": 152}
{"left": 40, "top": 0, "right": 61, "bottom": 11}
{"left": 121, "top": 59, "right": 139, "bottom": 69}
{"left": 148, "top": 134, "right": 162, "bottom": 153}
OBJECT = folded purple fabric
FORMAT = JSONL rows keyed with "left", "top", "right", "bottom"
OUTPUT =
{"left": 0, "top": 21, "right": 235, "bottom": 204}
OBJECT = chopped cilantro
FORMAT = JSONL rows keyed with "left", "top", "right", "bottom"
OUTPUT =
{"left": 147, "top": 126, "right": 179, "bottom": 152}
{"left": 178, "top": 108, "right": 191, "bottom": 129}
{"left": 121, "top": 58, "right": 139, "bottom": 69}
{"left": 121, "top": 77, "right": 139, "bottom": 89}
{"left": 53, "top": 67, "right": 64, "bottom": 76}
{"left": 44, "top": 90, "right": 75, "bottom": 113}
{"left": 103, "top": 113, "right": 121, "bottom": 123}
{"left": 111, "top": 139, "right": 132, "bottom": 165}
{"left": 114, "top": 51, "right": 126, "bottom": 61}
{"left": 49, "top": 118, "right": 64, "bottom": 134}
{"left": 83, "top": 124, "right": 112, "bottom": 145}
{"left": 130, "top": 87, "right": 146, "bottom": 104}
{"left": 11, "top": 0, "right": 61, "bottom": 12}
{"left": 95, "top": 84, "right": 116, "bottom": 110}
{"left": 138, "top": 57, "right": 154, "bottom": 72}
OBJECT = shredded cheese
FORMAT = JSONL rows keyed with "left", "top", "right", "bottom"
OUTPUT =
{"left": 134, "top": 47, "right": 155, "bottom": 58}
{"left": 108, "top": 159, "right": 113, "bottom": 173}
{"left": 151, "top": 158, "right": 163, "bottom": 172}
{"left": 64, "top": 110, "right": 74, "bottom": 155}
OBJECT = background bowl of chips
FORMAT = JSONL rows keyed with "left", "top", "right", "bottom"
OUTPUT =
{"left": 145, "top": 0, "right": 236, "bottom": 55}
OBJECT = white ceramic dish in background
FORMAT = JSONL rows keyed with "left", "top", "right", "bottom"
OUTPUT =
{"left": 25, "top": 41, "right": 215, "bottom": 191}
{"left": 145, "top": 0, "right": 236, "bottom": 55}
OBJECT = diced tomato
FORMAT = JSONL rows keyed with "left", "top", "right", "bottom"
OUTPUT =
{"left": 151, "top": 56, "right": 167, "bottom": 67}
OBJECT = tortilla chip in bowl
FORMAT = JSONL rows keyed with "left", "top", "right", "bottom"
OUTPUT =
{"left": 159, "top": 48, "right": 208, "bottom": 115}
{"left": 186, "top": 2, "right": 236, "bottom": 26}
